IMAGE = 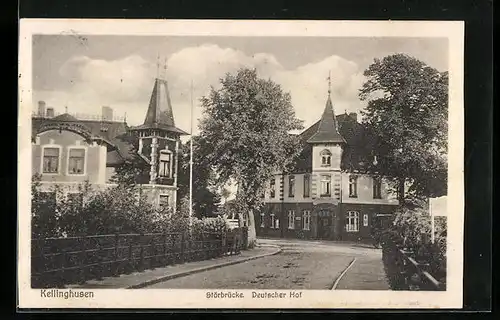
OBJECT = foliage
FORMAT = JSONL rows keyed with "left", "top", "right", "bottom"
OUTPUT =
{"left": 359, "top": 54, "right": 448, "bottom": 202}
{"left": 109, "top": 141, "right": 150, "bottom": 186}
{"left": 176, "top": 138, "right": 222, "bottom": 218}
{"left": 31, "top": 177, "right": 231, "bottom": 241}
{"left": 384, "top": 206, "right": 447, "bottom": 281}
{"left": 198, "top": 68, "right": 304, "bottom": 246}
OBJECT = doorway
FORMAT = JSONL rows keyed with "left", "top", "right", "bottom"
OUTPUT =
{"left": 317, "top": 211, "right": 332, "bottom": 239}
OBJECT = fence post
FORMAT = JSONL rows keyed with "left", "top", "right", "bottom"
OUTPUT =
{"left": 163, "top": 232, "right": 167, "bottom": 266}
{"left": 180, "top": 233, "right": 185, "bottom": 263}
{"left": 139, "top": 235, "right": 145, "bottom": 271}
{"left": 113, "top": 234, "right": 119, "bottom": 275}
{"left": 79, "top": 236, "right": 87, "bottom": 284}
{"left": 201, "top": 232, "right": 207, "bottom": 260}
{"left": 128, "top": 237, "right": 133, "bottom": 272}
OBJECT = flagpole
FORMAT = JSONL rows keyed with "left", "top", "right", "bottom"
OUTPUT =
{"left": 430, "top": 198, "right": 435, "bottom": 244}
{"left": 189, "top": 80, "right": 194, "bottom": 228}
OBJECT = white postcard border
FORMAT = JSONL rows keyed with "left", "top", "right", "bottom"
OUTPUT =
{"left": 18, "top": 19, "right": 464, "bottom": 309}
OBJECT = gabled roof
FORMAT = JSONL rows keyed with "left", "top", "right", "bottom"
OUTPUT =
{"left": 307, "top": 95, "right": 346, "bottom": 144}
{"left": 132, "top": 78, "right": 188, "bottom": 135}
{"left": 32, "top": 117, "right": 135, "bottom": 166}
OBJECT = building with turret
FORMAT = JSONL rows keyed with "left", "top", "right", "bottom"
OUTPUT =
{"left": 31, "top": 69, "right": 188, "bottom": 212}
{"left": 257, "top": 77, "right": 399, "bottom": 242}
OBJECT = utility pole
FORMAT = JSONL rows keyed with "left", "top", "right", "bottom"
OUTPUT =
{"left": 189, "top": 80, "right": 194, "bottom": 229}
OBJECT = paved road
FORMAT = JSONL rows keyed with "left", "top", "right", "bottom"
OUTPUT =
{"left": 147, "top": 238, "right": 390, "bottom": 290}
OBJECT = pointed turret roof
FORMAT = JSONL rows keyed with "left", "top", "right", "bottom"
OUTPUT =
{"left": 133, "top": 78, "right": 188, "bottom": 135}
{"left": 306, "top": 95, "right": 346, "bottom": 144}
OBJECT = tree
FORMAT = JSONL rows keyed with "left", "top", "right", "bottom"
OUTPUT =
{"left": 198, "top": 68, "right": 303, "bottom": 247}
{"left": 176, "top": 137, "right": 222, "bottom": 218}
{"left": 359, "top": 54, "right": 448, "bottom": 205}
{"left": 109, "top": 139, "right": 150, "bottom": 187}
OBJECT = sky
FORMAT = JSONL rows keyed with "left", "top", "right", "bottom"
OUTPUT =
{"left": 32, "top": 35, "right": 448, "bottom": 137}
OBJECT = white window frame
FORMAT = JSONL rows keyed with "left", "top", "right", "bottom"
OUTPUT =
{"left": 320, "top": 174, "right": 331, "bottom": 197}
{"left": 303, "top": 174, "right": 310, "bottom": 198}
{"left": 41, "top": 145, "right": 62, "bottom": 175}
{"left": 260, "top": 213, "right": 265, "bottom": 228}
{"left": 288, "top": 210, "right": 295, "bottom": 229}
{"left": 346, "top": 211, "right": 360, "bottom": 232}
{"left": 66, "top": 146, "right": 88, "bottom": 176}
{"left": 159, "top": 149, "right": 173, "bottom": 178}
{"left": 303, "top": 210, "right": 311, "bottom": 231}
{"left": 363, "top": 214, "right": 369, "bottom": 227}
{"left": 320, "top": 149, "right": 332, "bottom": 167}
{"left": 269, "top": 177, "right": 276, "bottom": 198}
{"left": 288, "top": 175, "right": 295, "bottom": 198}
{"left": 349, "top": 175, "right": 358, "bottom": 198}
{"left": 373, "top": 176, "right": 382, "bottom": 199}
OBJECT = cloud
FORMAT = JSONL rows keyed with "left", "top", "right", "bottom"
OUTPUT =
{"left": 33, "top": 44, "right": 367, "bottom": 138}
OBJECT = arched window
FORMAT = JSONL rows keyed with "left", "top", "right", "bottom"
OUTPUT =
{"left": 320, "top": 149, "right": 332, "bottom": 167}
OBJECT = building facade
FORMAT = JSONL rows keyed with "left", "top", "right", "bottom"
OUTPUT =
{"left": 257, "top": 88, "right": 398, "bottom": 242}
{"left": 31, "top": 72, "right": 187, "bottom": 211}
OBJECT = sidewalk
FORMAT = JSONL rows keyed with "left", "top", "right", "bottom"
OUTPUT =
{"left": 332, "top": 254, "right": 391, "bottom": 290}
{"left": 67, "top": 245, "right": 281, "bottom": 289}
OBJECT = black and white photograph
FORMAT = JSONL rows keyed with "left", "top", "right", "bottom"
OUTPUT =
{"left": 18, "top": 20, "right": 464, "bottom": 309}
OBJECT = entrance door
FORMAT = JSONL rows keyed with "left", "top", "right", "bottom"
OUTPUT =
{"left": 317, "top": 211, "right": 332, "bottom": 239}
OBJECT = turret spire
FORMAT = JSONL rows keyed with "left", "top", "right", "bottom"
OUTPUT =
{"left": 327, "top": 70, "right": 332, "bottom": 96}
{"left": 306, "top": 71, "right": 346, "bottom": 144}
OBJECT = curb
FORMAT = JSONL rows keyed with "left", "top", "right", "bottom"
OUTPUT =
{"left": 127, "top": 246, "right": 282, "bottom": 289}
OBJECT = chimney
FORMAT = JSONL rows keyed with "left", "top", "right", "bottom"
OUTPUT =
{"left": 349, "top": 112, "right": 358, "bottom": 122}
{"left": 101, "top": 106, "right": 113, "bottom": 121}
{"left": 46, "top": 107, "right": 55, "bottom": 118}
{"left": 37, "top": 101, "right": 46, "bottom": 117}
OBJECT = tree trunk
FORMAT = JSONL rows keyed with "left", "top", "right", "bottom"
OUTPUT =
{"left": 247, "top": 209, "right": 257, "bottom": 249}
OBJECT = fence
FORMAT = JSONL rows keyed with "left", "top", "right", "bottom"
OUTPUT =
{"left": 31, "top": 229, "right": 245, "bottom": 288}
{"left": 381, "top": 235, "right": 446, "bottom": 291}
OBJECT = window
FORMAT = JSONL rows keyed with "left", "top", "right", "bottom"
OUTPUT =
{"left": 159, "top": 194, "right": 169, "bottom": 210}
{"left": 66, "top": 192, "right": 83, "bottom": 207}
{"left": 303, "top": 210, "right": 311, "bottom": 230}
{"left": 269, "top": 178, "right": 276, "bottom": 198}
{"left": 288, "top": 175, "right": 295, "bottom": 198}
{"left": 43, "top": 147, "right": 60, "bottom": 173}
{"left": 320, "top": 149, "right": 332, "bottom": 167}
{"left": 346, "top": 211, "right": 359, "bottom": 232}
{"left": 303, "top": 174, "right": 310, "bottom": 198}
{"left": 373, "top": 176, "right": 382, "bottom": 199}
{"left": 159, "top": 150, "right": 172, "bottom": 178}
{"left": 68, "top": 148, "right": 86, "bottom": 175}
{"left": 260, "top": 213, "right": 265, "bottom": 228}
{"left": 320, "top": 175, "right": 331, "bottom": 197}
{"left": 288, "top": 210, "right": 295, "bottom": 229}
{"left": 349, "top": 175, "right": 358, "bottom": 198}
{"left": 363, "top": 214, "right": 369, "bottom": 227}
{"left": 270, "top": 214, "right": 276, "bottom": 229}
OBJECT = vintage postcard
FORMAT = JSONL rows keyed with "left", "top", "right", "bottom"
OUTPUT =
{"left": 18, "top": 19, "right": 464, "bottom": 309}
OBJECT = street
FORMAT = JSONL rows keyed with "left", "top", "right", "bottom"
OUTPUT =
{"left": 147, "top": 238, "right": 390, "bottom": 290}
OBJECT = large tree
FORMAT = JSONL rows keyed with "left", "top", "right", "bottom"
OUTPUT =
{"left": 198, "top": 68, "right": 303, "bottom": 247}
{"left": 176, "top": 137, "right": 222, "bottom": 218}
{"left": 359, "top": 54, "right": 448, "bottom": 205}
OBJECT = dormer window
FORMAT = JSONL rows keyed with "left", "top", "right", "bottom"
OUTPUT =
{"left": 159, "top": 150, "right": 172, "bottom": 178}
{"left": 320, "top": 149, "right": 332, "bottom": 167}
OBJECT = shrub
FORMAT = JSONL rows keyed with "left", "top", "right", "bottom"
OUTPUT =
{"left": 384, "top": 206, "right": 447, "bottom": 283}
